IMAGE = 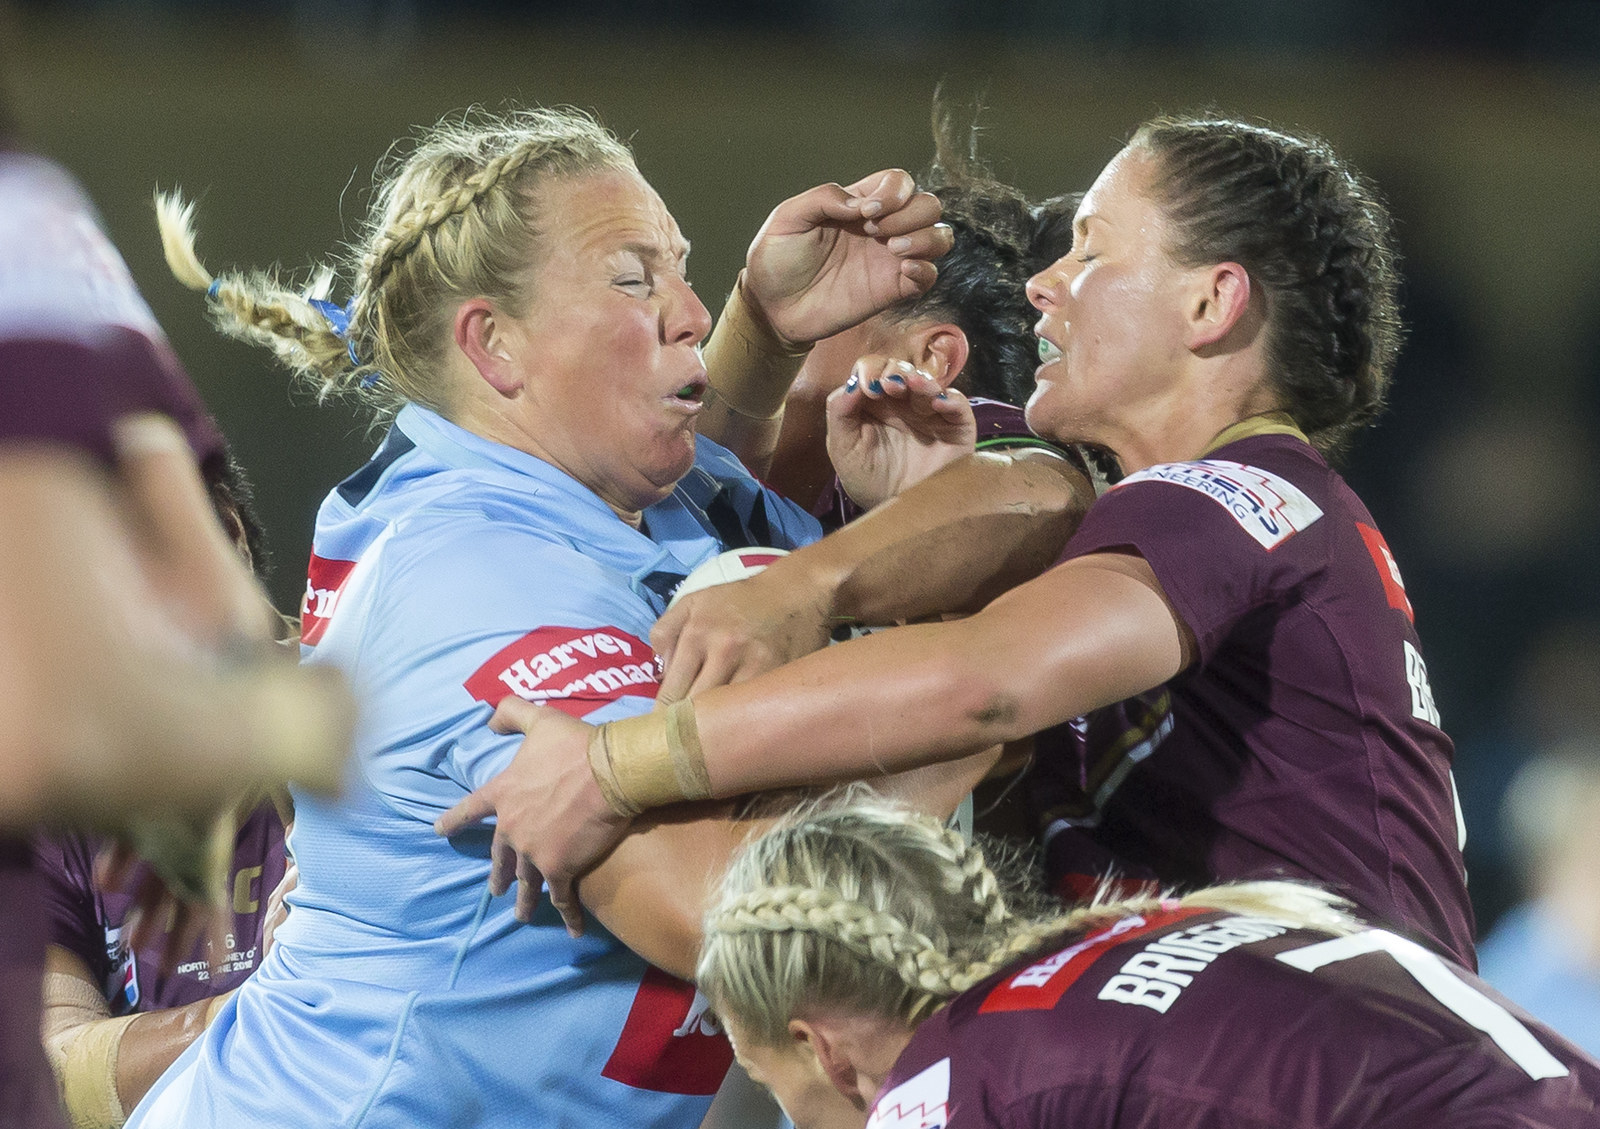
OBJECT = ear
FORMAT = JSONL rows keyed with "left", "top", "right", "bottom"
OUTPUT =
{"left": 910, "top": 324, "right": 969, "bottom": 390}
{"left": 789, "top": 1018, "right": 869, "bottom": 1110}
{"left": 454, "top": 298, "right": 521, "bottom": 397}
{"left": 1186, "top": 262, "right": 1251, "bottom": 351}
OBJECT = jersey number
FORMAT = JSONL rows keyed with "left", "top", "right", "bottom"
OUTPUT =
{"left": 1277, "top": 930, "right": 1567, "bottom": 1080}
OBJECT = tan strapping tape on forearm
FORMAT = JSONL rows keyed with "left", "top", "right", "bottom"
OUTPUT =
{"left": 589, "top": 700, "right": 711, "bottom": 816}
{"left": 41, "top": 974, "right": 132, "bottom": 1129}
{"left": 700, "top": 274, "right": 810, "bottom": 421}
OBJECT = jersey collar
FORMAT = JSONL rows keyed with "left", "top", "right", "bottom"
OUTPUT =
{"left": 1201, "top": 411, "right": 1308, "bottom": 456}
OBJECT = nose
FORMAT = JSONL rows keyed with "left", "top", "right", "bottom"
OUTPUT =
{"left": 1026, "top": 255, "right": 1074, "bottom": 313}
{"left": 663, "top": 277, "right": 713, "bottom": 347}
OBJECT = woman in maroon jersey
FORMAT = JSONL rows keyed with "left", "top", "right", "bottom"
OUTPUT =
{"left": 697, "top": 793, "right": 1600, "bottom": 1129}
{"left": 442, "top": 114, "right": 1478, "bottom": 969}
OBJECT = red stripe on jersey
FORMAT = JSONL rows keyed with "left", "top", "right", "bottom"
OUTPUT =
{"left": 979, "top": 907, "right": 1211, "bottom": 1014}
{"left": 1356, "top": 522, "right": 1414, "bottom": 623}
{"left": 300, "top": 553, "right": 358, "bottom": 646}
{"left": 601, "top": 967, "right": 734, "bottom": 1095}
{"left": 462, "top": 626, "right": 659, "bottom": 718}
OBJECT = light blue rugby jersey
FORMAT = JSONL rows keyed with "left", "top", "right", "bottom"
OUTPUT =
{"left": 130, "top": 404, "right": 822, "bottom": 1129}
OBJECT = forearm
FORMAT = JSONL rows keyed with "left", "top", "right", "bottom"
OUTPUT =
{"left": 579, "top": 801, "right": 758, "bottom": 980}
{"left": 698, "top": 275, "right": 809, "bottom": 477}
{"left": 579, "top": 748, "right": 998, "bottom": 979}
{"left": 0, "top": 453, "right": 351, "bottom": 827}
{"left": 765, "top": 448, "right": 1093, "bottom": 628}
{"left": 692, "top": 556, "right": 1185, "bottom": 798}
{"left": 116, "top": 994, "right": 230, "bottom": 1111}
{"left": 42, "top": 946, "right": 229, "bottom": 1127}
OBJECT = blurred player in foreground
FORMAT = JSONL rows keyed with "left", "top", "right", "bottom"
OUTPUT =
{"left": 35, "top": 454, "right": 295, "bottom": 1128}
{"left": 0, "top": 73, "right": 351, "bottom": 1129}
{"left": 699, "top": 792, "right": 1600, "bottom": 1128}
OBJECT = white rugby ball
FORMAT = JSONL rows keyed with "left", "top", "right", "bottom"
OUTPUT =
{"left": 668, "top": 547, "right": 790, "bottom": 608}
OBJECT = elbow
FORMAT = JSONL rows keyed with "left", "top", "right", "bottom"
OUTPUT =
{"left": 922, "top": 641, "right": 1034, "bottom": 749}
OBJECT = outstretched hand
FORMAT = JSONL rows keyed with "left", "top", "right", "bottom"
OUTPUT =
{"left": 827, "top": 355, "right": 977, "bottom": 509}
{"left": 651, "top": 562, "right": 834, "bottom": 704}
{"left": 742, "top": 169, "right": 953, "bottom": 347}
{"left": 434, "top": 698, "right": 633, "bottom": 935}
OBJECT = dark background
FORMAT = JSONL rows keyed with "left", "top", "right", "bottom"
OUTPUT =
{"left": 7, "top": 0, "right": 1600, "bottom": 935}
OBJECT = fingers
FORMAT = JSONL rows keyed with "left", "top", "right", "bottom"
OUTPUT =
{"left": 547, "top": 876, "right": 586, "bottom": 938}
{"left": 489, "top": 831, "right": 516, "bottom": 898}
{"left": 512, "top": 855, "right": 544, "bottom": 923}
{"left": 841, "top": 168, "right": 916, "bottom": 220}
{"left": 776, "top": 171, "right": 945, "bottom": 241}
{"left": 839, "top": 356, "right": 949, "bottom": 408}
{"left": 488, "top": 695, "right": 543, "bottom": 736}
{"left": 434, "top": 789, "right": 496, "bottom": 837}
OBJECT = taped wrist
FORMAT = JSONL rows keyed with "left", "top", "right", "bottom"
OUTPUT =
{"left": 588, "top": 700, "right": 712, "bottom": 816}
{"left": 701, "top": 273, "right": 810, "bottom": 421}
{"left": 41, "top": 974, "right": 131, "bottom": 1129}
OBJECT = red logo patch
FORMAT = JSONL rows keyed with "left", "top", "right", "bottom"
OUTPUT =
{"left": 979, "top": 906, "right": 1209, "bottom": 1014}
{"left": 300, "top": 553, "right": 358, "bottom": 646}
{"left": 462, "top": 626, "right": 659, "bottom": 717}
{"left": 601, "top": 967, "right": 733, "bottom": 1095}
{"left": 1356, "top": 522, "right": 1413, "bottom": 623}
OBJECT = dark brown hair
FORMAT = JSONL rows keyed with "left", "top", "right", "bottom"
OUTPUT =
{"left": 1131, "top": 115, "right": 1403, "bottom": 457}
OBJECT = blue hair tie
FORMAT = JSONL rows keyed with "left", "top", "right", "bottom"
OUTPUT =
{"left": 309, "top": 296, "right": 365, "bottom": 371}
{"left": 206, "top": 279, "right": 221, "bottom": 299}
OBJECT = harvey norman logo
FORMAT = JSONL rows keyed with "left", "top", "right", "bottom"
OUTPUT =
{"left": 463, "top": 626, "right": 659, "bottom": 717}
{"left": 1115, "top": 460, "right": 1322, "bottom": 550}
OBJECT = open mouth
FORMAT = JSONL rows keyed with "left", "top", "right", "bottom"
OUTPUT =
{"left": 1037, "top": 337, "right": 1063, "bottom": 365}
{"left": 671, "top": 378, "right": 707, "bottom": 403}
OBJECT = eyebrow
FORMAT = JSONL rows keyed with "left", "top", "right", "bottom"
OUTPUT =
{"left": 620, "top": 239, "right": 691, "bottom": 265}
{"left": 1074, "top": 213, "right": 1106, "bottom": 237}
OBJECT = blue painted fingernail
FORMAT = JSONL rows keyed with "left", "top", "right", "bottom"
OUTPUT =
{"left": 936, "top": 391, "right": 949, "bottom": 400}
{"left": 868, "top": 379, "right": 883, "bottom": 394}
{"left": 844, "top": 373, "right": 859, "bottom": 392}
{"left": 885, "top": 373, "right": 906, "bottom": 385}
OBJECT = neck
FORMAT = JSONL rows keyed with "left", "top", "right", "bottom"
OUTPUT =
{"left": 1107, "top": 375, "right": 1288, "bottom": 473}
{"left": 448, "top": 390, "right": 648, "bottom": 529}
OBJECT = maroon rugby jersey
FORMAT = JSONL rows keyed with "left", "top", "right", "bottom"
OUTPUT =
{"left": 1027, "top": 423, "right": 1475, "bottom": 967}
{"left": 0, "top": 148, "right": 224, "bottom": 1129}
{"left": 810, "top": 399, "right": 1077, "bottom": 531}
{"left": 32, "top": 803, "right": 287, "bottom": 1013}
{"left": 871, "top": 906, "right": 1600, "bottom": 1128}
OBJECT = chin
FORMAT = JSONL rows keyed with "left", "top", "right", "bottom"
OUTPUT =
{"left": 1023, "top": 385, "right": 1066, "bottom": 443}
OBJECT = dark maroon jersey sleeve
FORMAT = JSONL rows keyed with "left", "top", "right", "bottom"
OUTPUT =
{"left": 0, "top": 152, "right": 222, "bottom": 466}
{"left": 29, "top": 832, "right": 110, "bottom": 985}
{"left": 1058, "top": 439, "right": 1328, "bottom": 665}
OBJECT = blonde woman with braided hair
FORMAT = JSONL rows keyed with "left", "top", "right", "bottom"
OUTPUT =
{"left": 442, "top": 114, "right": 1479, "bottom": 974}
{"left": 129, "top": 105, "right": 1082, "bottom": 1129}
{"left": 700, "top": 792, "right": 1600, "bottom": 1129}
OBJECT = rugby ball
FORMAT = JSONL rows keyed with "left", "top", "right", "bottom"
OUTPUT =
{"left": 667, "top": 548, "right": 789, "bottom": 608}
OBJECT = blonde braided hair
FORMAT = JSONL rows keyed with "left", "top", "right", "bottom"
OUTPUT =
{"left": 699, "top": 789, "right": 1361, "bottom": 1046}
{"left": 155, "top": 106, "right": 635, "bottom": 417}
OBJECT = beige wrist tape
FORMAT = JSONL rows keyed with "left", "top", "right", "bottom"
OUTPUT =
{"left": 588, "top": 700, "right": 712, "bottom": 816}
{"left": 41, "top": 974, "right": 131, "bottom": 1129}
{"left": 701, "top": 274, "right": 810, "bottom": 420}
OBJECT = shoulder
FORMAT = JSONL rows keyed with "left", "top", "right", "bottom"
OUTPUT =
{"left": 1089, "top": 436, "right": 1329, "bottom": 554}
